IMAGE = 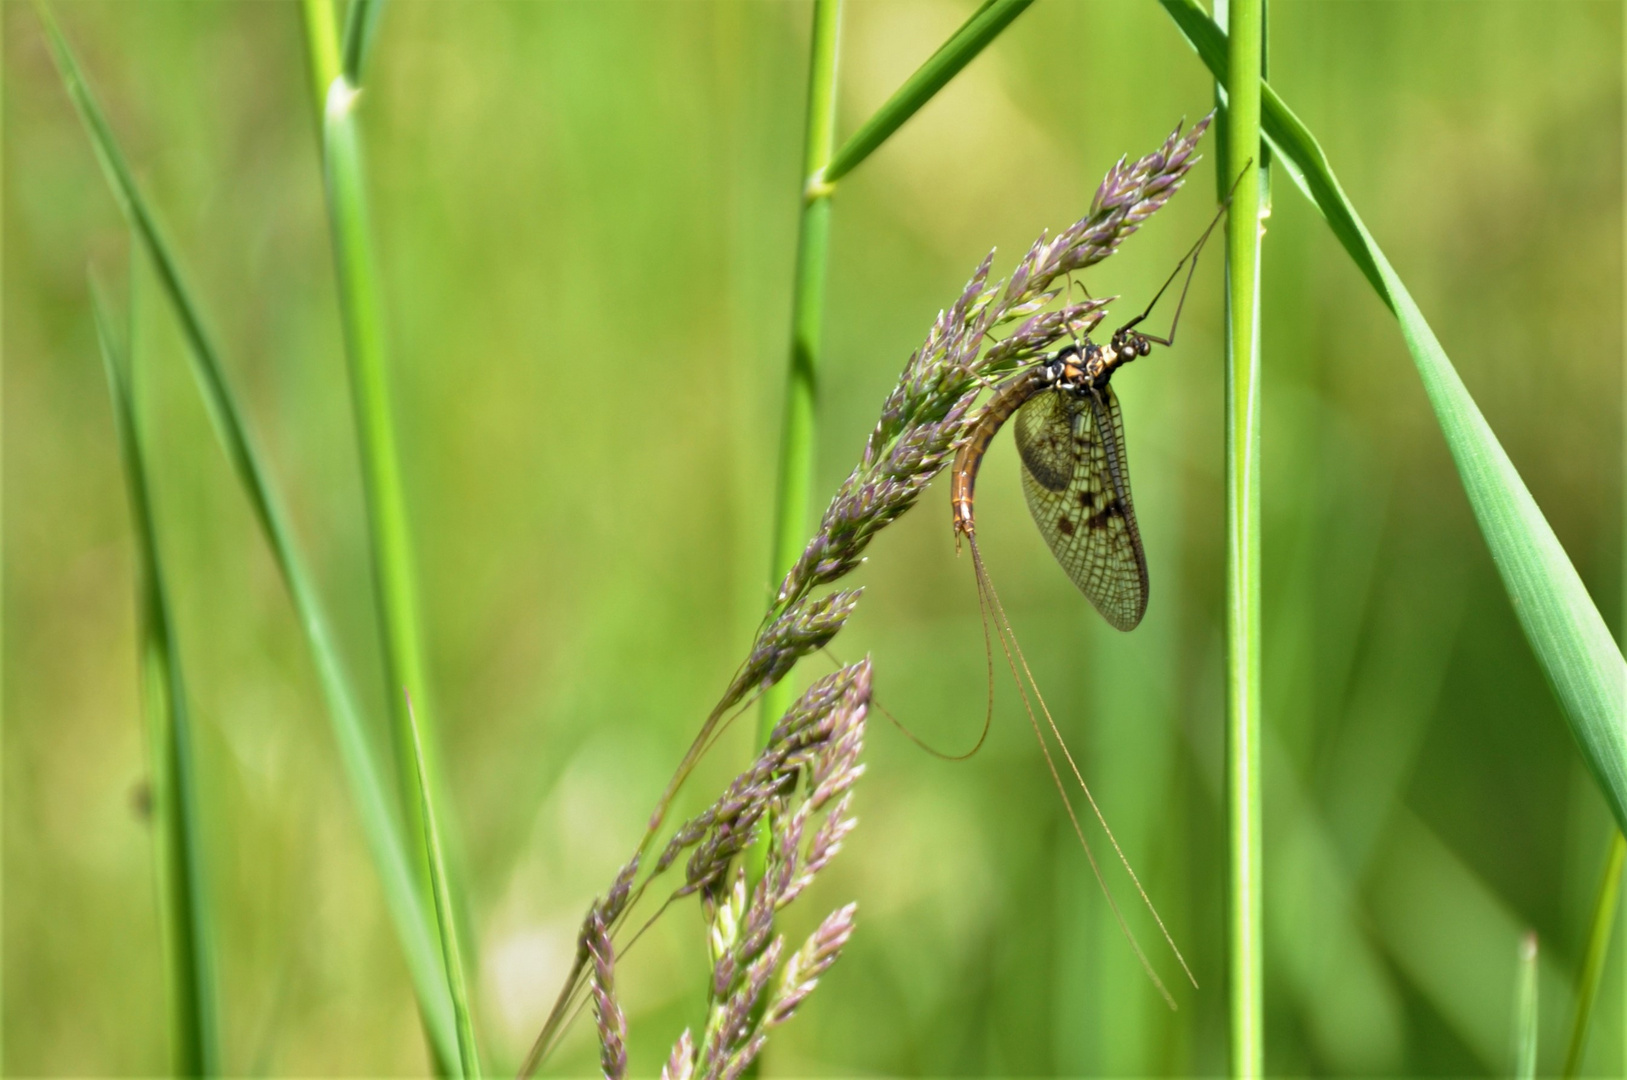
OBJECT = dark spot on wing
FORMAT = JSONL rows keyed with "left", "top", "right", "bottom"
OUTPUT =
{"left": 1058, "top": 516, "right": 1076, "bottom": 536}
{"left": 1077, "top": 490, "right": 1093, "bottom": 509}
{"left": 1087, "top": 500, "right": 1124, "bottom": 530}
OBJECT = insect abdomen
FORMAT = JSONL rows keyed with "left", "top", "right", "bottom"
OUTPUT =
{"left": 951, "top": 368, "right": 1050, "bottom": 537}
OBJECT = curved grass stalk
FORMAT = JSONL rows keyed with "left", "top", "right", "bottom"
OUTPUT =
{"left": 1562, "top": 832, "right": 1624, "bottom": 1077}
{"left": 406, "top": 695, "right": 481, "bottom": 1079}
{"left": 93, "top": 281, "right": 220, "bottom": 1077}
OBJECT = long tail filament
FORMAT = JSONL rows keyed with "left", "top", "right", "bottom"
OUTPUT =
{"left": 967, "top": 536, "right": 1197, "bottom": 1003}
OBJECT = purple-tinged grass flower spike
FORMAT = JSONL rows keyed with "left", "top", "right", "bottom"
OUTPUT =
{"left": 525, "top": 118, "right": 1210, "bottom": 1078}
{"left": 585, "top": 911, "right": 626, "bottom": 1080}
{"left": 661, "top": 1030, "right": 696, "bottom": 1080}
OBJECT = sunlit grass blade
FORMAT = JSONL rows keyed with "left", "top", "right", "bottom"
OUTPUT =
{"left": 1218, "top": 0, "right": 1264, "bottom": 1074}
{"left": 820, "top": 0, "right": 1033, "bottom": 185}
{"left": 1515, "top": 931, "right": 1539, "bottom": 1080}
{"left": 1157, "top": 0, "right": 1627, "bottom": 832}
{"left": 35, "top": 4, "right": 457, "bottom": 1062}
{"left": 1563, "top": 832, "right": 1623, "bottom": 1077}
{"left": 405, "top": 694, "right": 480, "bottom": 1079}
{"left": 93, "top": 278, "right": 220, "bottom": 1077}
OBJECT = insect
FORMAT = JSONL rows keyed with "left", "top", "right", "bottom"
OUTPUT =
{"left": 951, "top": 319, "right": 1159, "bottom": 629}
{"left": 951, "top": 175, "right": 1236, "bottom": 629}
{"left": 940, "top": 176, "right": 1241, "bottom": 1007}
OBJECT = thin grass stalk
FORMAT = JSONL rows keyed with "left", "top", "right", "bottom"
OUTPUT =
{"left": 1221, "top": 0, "right": 1264, "bottom": 1074}
{"left": 321, "top": 29, "right": 447, "bottom": 959}
{"left": 35, "top": 6, "right": 457, "bottom": 1060}
{"left": 820, "top": 0, "right": 1032, "bottom": 185}
{"left": 405, "top": 695, "right": 481, "bottom": 1079}
{"left": 1157, "top": 0, "right": 1627, "bottom": 833}
{"left": 757, "top": 0, "right": 1036, "bottom": 748}
{"left": 758, "top": 0, "right": 843, "bottom": 748}
{"left": 1563, "top": 832, "right": 1624, "bottom": 1077}
{"left": 297, "top": 0, "right": 341, "bottom": 127}
{"left": 93, "top": 281, "right": 220, "bottom": 1077}
{"left": 1516, "top": 931, "right": 1540, "bottom": 1080}
{"left": 300, "top": 3, "right": 460, "bottom": 1068}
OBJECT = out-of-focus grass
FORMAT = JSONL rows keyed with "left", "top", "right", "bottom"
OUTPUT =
{"left": 33, "top": 0, "right": 457, "bottom": 1063}
{"left": 406, "top": 694, "right": 481, "bottom": 1079}
{"left": 94, "top": 275, "right": 220, "bottom": 1076}
{"left": 4, "top": 1, "right": 1622, "bottom": 1075}
{"left": 1516, "top": 931, "right": 1540, "bottom": 1080}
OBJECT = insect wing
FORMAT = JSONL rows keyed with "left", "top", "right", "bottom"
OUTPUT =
{"left": 1013, "top": 385, "right": 1076, "bottom": 491}
{"left": 1015, "top": 384, "right": 1150, "bottom": 630}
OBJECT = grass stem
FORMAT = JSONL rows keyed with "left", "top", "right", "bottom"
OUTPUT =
{"left": 304, "top": 2, "right": 461, "bottom": 1066}
{"left": 1516, "top": 931, "right": 1540, "bottom": 1080}
{"left": 758, "top": 0, "right": 843, "bottom": 747}
{"left": 406, "top": 694, "right": 481, "bottom": 1079}
{"left": 1220, "top": 0, "right": 1264, "bottom": 1073}
{"left": 298, "top": 0, "right": 341, "bottom": 127}
{"left": 1563, "top": 832, "right": 1624, "bottom": 1077}
{"left": 94, "top": 280, "right": 221, "bottom": 1077}
{"left": 322, "top": 57, "right": 446, "bottom": 952}
{"left": 757, "top": 0, "right": 1035, "bottom": 747}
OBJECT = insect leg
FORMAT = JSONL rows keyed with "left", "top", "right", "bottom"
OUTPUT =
{"left": 1118, "top": 159, "right": 1254, "bottom": 347}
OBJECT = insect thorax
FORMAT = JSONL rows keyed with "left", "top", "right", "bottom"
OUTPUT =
{"left": 1046, "top": 342, "right": 1114, "bottom": 393}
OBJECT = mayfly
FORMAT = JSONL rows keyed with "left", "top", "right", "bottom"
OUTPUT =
{"left": 951, "top": 174, "right": 1238, "bottom": 625}
{"left": 943, "top": 169, "right": 1242, "bottom": 1006}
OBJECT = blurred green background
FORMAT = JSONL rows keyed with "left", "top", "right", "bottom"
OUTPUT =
{"left": 5, "top": 1, "right": 1624, "bottom": 1075}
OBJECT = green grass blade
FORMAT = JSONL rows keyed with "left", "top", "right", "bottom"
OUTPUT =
{"left": 93, "top": 280, "right": 220, "bottom": 1077}
{"left": 821, "top": 0, "right": 1032, "bottom": 185}
{"left": 758, "top": 0, "right": 843, "bottom": 747}
{"left": 36, "top": 5, "right": 457, "bottom": 1062}
{"left": 342, "top": 0, "right": 385, "bottom": 85}
{"left": 1218, "top": 0, "right": 1264, "bottom": 1074}
{"left": 1515, "top": 931, "right": 1539, "bottom": 1080}
{"left": 405, "top": 695, "right": 481, "bottom": 1079}
{"left": 1156, "top": 0, "right": 1627, "bottom": 833}
{"left": 1563, "top": 833, "right": 1624, "bottom": 1077}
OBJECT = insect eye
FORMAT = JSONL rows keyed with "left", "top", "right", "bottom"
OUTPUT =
{"left": 1138, "top": 339, "right": 1151, "bottom": 357}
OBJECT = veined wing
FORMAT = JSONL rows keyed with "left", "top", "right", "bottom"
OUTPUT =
{"left": 1014, "top": 384, "right": 1149, "bottom": 631}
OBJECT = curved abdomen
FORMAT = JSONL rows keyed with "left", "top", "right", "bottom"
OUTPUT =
{"left": 951, "top": 367, "right": 1050, "bottom": 538}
